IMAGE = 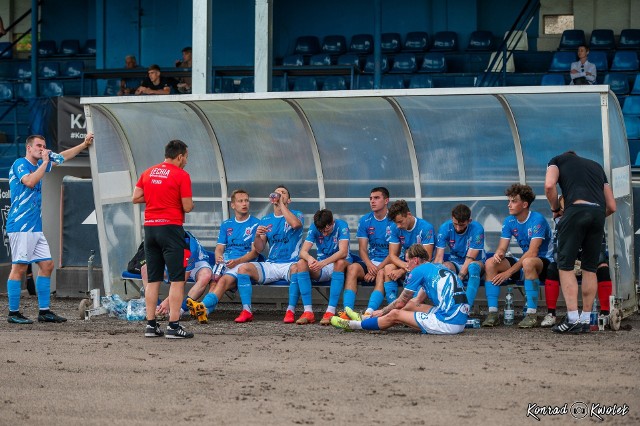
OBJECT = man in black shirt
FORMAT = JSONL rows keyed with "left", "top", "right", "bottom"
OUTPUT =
{"left": 135, "top": 64, "right": 176, "bottom": 95}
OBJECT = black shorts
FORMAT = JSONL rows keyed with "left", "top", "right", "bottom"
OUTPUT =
{"left": 144, "top": 225, "right": 188, "bottom": 282}
{"left": 505, "top": 256, "right": 551, "bottom": 282}
{"left": 556, "top": 205, "right": 605, "bottom": 273}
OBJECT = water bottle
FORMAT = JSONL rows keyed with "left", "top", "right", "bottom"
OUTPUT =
{"left": 465, "top": 318, "right": 481, "bottom": 329}
{"left": 590, "top": 299, "right": 599, "bottom": 331}
{"left": 504, "top": 287, "right": 514, "bottom": 326}
{"left": 126, "top": 298, "right": 147, "bottom": 321}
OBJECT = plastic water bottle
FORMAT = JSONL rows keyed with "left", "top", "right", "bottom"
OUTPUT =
{"left": 590, "top": 299, "right": 599, "bottom": 331}
{"left": 465, "top": 318, "right": 481, "bottom": 329}
{"left": 504, "top": 287, "right": 514, "bottom": 326}
{"left": 126, "top": 298, "right": 147, "bottom": 321}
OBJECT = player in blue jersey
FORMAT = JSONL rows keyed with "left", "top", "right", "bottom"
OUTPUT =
{"left": 362, "top": 200, "right": 434, "bottom": 317}
{"left": 340, "top": 187, "right": 392, "bottom": 317}
{"left": 331, "top": 244, "right": 470, "bottom": 335}
{"left": 186, "top": 190, "right": 259, "bottom": 323}
{"left": 6, "top": 133, "right": 94, "bottom": 324}
{"left": 433, "top": 204, "right": 485, "bottom": 308}
{"left": 235, "top": 185, "right": 304, "bottom": 323}
{"left": 289, "top": 209, "right": 352, "bottom": 325}
{"left": 482, "top": 184, "right": 554, "bottom": 328}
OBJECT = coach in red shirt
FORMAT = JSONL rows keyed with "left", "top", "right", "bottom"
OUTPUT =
{"left": 133, "top": 140, "right": 194, "bottom": 339}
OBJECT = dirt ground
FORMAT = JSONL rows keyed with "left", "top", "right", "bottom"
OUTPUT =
{"left": 0, "top": 295, "right": 639, "bottom": 426}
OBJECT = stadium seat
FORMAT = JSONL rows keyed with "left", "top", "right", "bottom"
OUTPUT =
{"left": 238, "top": 77, "right": 254, "bottom": 93}
{"left": 504, "top": 30, "right": 528, "bottom": 51}
{"left": 431, "top": 31, "right": 458, "bottom": 51}
{"left": 272, "top": 76, "right": 288, "bottom": 92}
{"left": 381, "top": 75, "right": 405, "bottom": 89}
{"left": 82, "top": 39, "right": 96, "bottom": 55}
{"left": 213, "top": 78, "right": 235, "bottom": 93}
{"left": 293, "top": 77, "right": 318, "bottom": 91}
{"left": 63, "top": 60, "right": 84, "bottom": 77}
{"left": 618, "top": 29, "right": 640, "bottom": 50}
{"left": 631, "top": 75, "right": 640, "bottom": 94}
{"left": 293, "top": 36, "right": 321, "bottom": 55}
{"left": 622, "top": 95, "right": 640, "bottom": 115}
{"left": 588, "top": 50, "right": 608, "bottom": 72}
{"left": 408, "top": 74, "right": 433, "bottom": 88}
{"left": 389, "top": 53, "right": 417, "bottom": 73}
{"left": 540, "top": 74, "right": 566, "bottom": 86}
{"left": 322, "top": 35, "right": 347, "bottom": 55}
{"left": 418, "top": 53, "right": 447, "bottom": 73}
{"left": 16, "top": 62, "right": 31, "bottom": 80}
{"left": 549, "top": 51, "right": 577, "bottom": 72}
{"left": 625, "top": 115, "right": 640, "bottom": 139}
{"left": 322, "top": 76, "right": 348, "bottom": 91}
{"left": 282, "top": 54, "right": 304, "bottom": 67}
{"left": 363, "top": 54, "right": 389, "bottom": 74}
{"left": 558, "top": 29, "right": 585, "bottom": 50}
{"left": 349, "top": 34, "right": 373, "bottom": 54}
{"left": 103, "top": 79, "right": 120, "bottom": 96}
{"left": 0, "top": 82, "right": 13, "bottom": 101}
{"left": 337, "top": 53, "right": 362, "bottom": 71}
{"left": 381, "top": 33, "right": 402, "bottom": 53}
{"left": 37, "top": 40, "right": 57, "bottom": 57}
{"left": 603, "top": 74, "right": 630, "bottom": 95}
{"left": 0, "top": 42, "right": 12, "bottom": 59}
{"left": 356, "top": 75, "right": 374, "bottom": 90}
{"left": 309, "top": 53, "right": 332, "bottom": 66}
{"left": 15, "top": 82, "right": 32, "bottom": 99}
{"left": 40, "top": 81, "right": 64, "bottom": 97}
{"left": 403, "top": 31, "right": 429, "bottom": 52}
{"left": 38, "top": 62, "right": 60, "bottom": 78}
{"left": 589, "top": 29, "right": 615, "bottom": 50}
{"left": 610, "top": 51, "right": 639, "bottom": 71}
{"left": 486, "top": 51, "right": 515, "bottom": 72}
{"left": 60, "top": 39, "right": 80, "bottom": 55}
{"left": 467, "top": 30, "right": 494, "bottom": 51}
{"left": 475, "top": 72, "right": 500, "bottom": 87}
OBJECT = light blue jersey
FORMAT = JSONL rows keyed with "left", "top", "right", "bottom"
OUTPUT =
{"left": 404, "top": 262, "right": 469, "bottom": 325}
{"left": 306, "top": 218, "right": 352, "bottom": 262}
{"left": 436, "top": 220, "right": 486, "bottom": 263}
{"left": 261, "top": 210, "right": 305, "bottom": 263}
{"left": 356, "top": 212, "right": 391, "bottom": 262}
{"left": 500, "top": 211, "right": 554, "bottom": 261}
{"left": 7, "top": 156, "right": 60, "bottom": 233}
{"left": 217, "top": 215, "right": 260, "bottom": 261}
{"left": 389, "top": 217, "right": 435, "bottom": 259}
{"left": 185, "top": 231, "right": 210, "bottom": 272}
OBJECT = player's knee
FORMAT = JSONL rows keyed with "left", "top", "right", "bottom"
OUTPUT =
{"left": 334, "top": 259, "right": 348, "bottom": 271}
{"left": 38, "top": 260, "right": 54, "bottom": 275}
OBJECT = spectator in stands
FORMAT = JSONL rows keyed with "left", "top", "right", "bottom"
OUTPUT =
{"left": 331, "top": 244, "right": 469, "bottom": 335}
{"left": 361, "top": 200, "right": 435, "bottom": 318}
{"left": 133, "top": 140, "right": 194, "bottom": 339}
{"left": 0, "top": 17, "right": 7, "bottom": 37}
{"left": 482, "top": 184, "right": 553, "bottom": 328}
{"left": 544, "top": 151, "right": 616, "bottom": 333}
{"left": 175, "top": 46, "right": 192, "bottom": 94}
{"left": 289, "top": 208, "right": 351, "bottom": 325}
{"left": 570, "top": 45, "right": 596, "bottom": 85}
{"left": 118, "top": 55, "right": 142, "bottom": 96}
{"left": 339, "top": 187, "right": 392, "bottom": 318}
{"left": 6, "top": 133, "right": 94, "bottom": 324}
{"left": 433, "top": 204, "right": 485, "bottom": 308}
{"left": 187, "top": 189, "right": 260, "bottom": 323}
{"left": 233, "top": 186, "right": 304, "bottom": 323}
{"left": 135, "top": 64, "right": 177, "bottom": 95}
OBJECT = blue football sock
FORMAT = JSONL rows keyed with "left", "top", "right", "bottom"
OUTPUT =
{"left": 367, "top": 290, "right": 384, "bottom": 311}
{"left": 297, "top": 272, "right": 313, "bottom": 307}
{"left": 237, "top": 274, "right": 252, "bottom": 311}
{"left": 202, "top": 293, "right": 219, "bottom": 314}
{"left": 524, "top": 279, "right": 540, "bottom": 310}
{"left": 181, "top": 298, "right": 188, "bottom": 312}
{"left": 328, "top": 271, "right": 344, "bottom": 309}
{"left": 7, "top": 279, "right": 21, "bottom": 312}
{"left": 466, "top": 263, "right": 481, "bottom": 307}
{"left": 383, "top": 281, "right": 398, "bottom": 303}
{"left": 361, "top": 317, "right": 380, "bottom": 330}
{"left": 36, "top": 276, "right": 51, "bottom": 310}
{"left": 343, "top": 289, "right": 356, "bottom": 310}
{"left": 288, "top": 274, "right": 300, "bottom": 308}
{"left": 485, "top": 282, "right": 501, "bottom": 309}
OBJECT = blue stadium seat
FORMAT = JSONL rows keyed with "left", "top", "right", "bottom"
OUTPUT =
{"left": 589, "top": 29, "right": 615, "bottom": 50}
{"left": 309, "top": 53, "right": 332, "bottom": 66}
{"left": 322, "top": 76, "right": 348, "bottom": 91}
{"left": 467, "top": 30, "right": 494, "bottom": 51}
{"left": 618, "top": 29, "right": 640, "bottom": 50}
{"left": 610, "top": 51, "right": 639, "bottom": 71}
{"left": 16, "top": 62, "right": 31, "bottom": 80}
{"left": 63, "top": 60, "right": 84, "bottom": 77}
{"left": 588, "top": 50, "right": 608, "bottom": 72}
{"left": 622, "top": 95, "right": 640, "bottom": 116}
{"left": 37, "top": 40, "right": 57, "bottom": 57}
{"left": 631, "top": 75, "right": 640, "bottom": 94}
{"left": 40, "top": 81, "right": 64, "bottom": 97}
{"left": 60, "top": 39, "right": 80, "bottom": 55}
{"left": 337, "top": 53, "right": 362, "bottom": 71}
{"left": 625, "top": 115, "right": 640, "bottom": 139}
{"left": 604, "top": 73, "right": 630, "bottom": 95}
{"left": 363, "top": 54, "right": 389, "bottom": 74}
{"left": 381, "top": 75, "right": 405, "bottom": 89}
{"left": 389, "top": 53, "right": 417, "bottom": 73}
{"left": 322, "top": 35, "right": 347, "bottom": 55}
{"left": 540, "top": 74, "right": 566, "bottom": 86}
{"left": 409, "top": 74, "right": 433, "bottom": 88}
{"left": 238, "top": 77, "right": 254, "bottom": 93}
{"left": 294, "top": 36, "right": 321, "bottom": 55}
{"left": 431, "top": 31, "right": 458, "bottom": 52}
{"left": 293, "top": 77, "right": 318, "bottom": 91}
{"left": 349, "top": 34, "right": 373, "bottom": 54}
{"left": 39, "top": 62, "right": 60, "bottom": 78}
{"left": 403, "top": 31, "right": 429, "bottom": 52}
{"left": 15, "top": 82, "right": 33, "bottom": 99}
{"left": 272, "top": 77, "right": 288, "bottom": 92}
{"left": 356, "top": 75, "right": 374, "bottom": 90}
{"left": 418, "top": 52, "right": 447, "bottom": 73}
{"left": 82, "top": 39, "right": 96, "bottom": 55}
{"left": 282, "top": 54, "right": 304, "bottom": 66}
{"left": 213, "top": 78, "right": 235, "bottom": 93}
{"left": 549, "top": 51, "right": 577, "bottom": 72}
{"left": 558, "top": 29, "right": 585, "bottom": 50}
{"left": 381, "top": 33, "right": 402, "bottom": 53}
{"left": 103, "top": 79, "right": 120, "bottom": 96}
{"left": 0, "top": 82, "right": 13, "bottom": 101}
{"left": 0, "top": 42, "right": 12, "bottom": 59}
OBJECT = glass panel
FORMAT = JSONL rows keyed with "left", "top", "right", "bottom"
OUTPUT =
{"left": 91, "top": 107, "right": 130, "bottom": 174}
{"left": 397, "top": 95, "right": 518, "bottom": 197}
{"left": 103, "top": 202, "right": 136, "bottom": 284}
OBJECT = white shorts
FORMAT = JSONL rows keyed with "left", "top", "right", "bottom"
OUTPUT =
{"left": 9, "top": 232, "right": 52, "bottom": 264}
{"left": 190, "top": 261, "right": 212, "bottom": 282}
{"left": 252, "top": 261, "right": 294, "bottom": 284}
{"left": 222, "top": 263, "right": 241, "bottom": 278}
{"left": 315, "top": 263, "right": 336, "bottom": 282}
{"left": 414, "top": 310, "right": 465, "bottom": 335}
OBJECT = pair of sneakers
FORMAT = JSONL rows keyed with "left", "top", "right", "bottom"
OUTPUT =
{"left": 283, "top": 310, "right": 316, "bottom": 325}
{"left": 145, "top": 323, "right": 193, "bottom": 339}
{"left": 7, "top": 311, "right": 67, "bottom": 324}
{"left": 331, "top": 307, "right": 362, "bottom": 331}
{"left": 186, "top": 297, "right": 208, "bottom": 324}
{"left": 551, "top": 316, "right": 587, "bottom": 334}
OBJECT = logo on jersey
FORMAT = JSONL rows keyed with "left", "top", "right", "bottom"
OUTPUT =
{"left": 399, "top": 235, "right": 406, "bottom": 246}
{"left": 149, "top": 167, "right": 170, "bottom": 178}
{"left": 226, "top": 227, "right": 233, "bottom": 236}
{"left": 244, "top": 224, "right": 258, "bottom": 241}
{"left": 367, "top": 226, "right": 375, "bottom": 235}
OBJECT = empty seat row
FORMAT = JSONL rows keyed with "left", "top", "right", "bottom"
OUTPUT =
{"left": 549, "top": 51, "right": 639, "bottom": 72}
{"left": 0, "top": 81, "right": 66, "bottom": 99}
{"left": 282, "top": 52, "right": 448, "bottom": 73}
{"left": 14, "top": 61, "right": 85, "bottom": 80}
{"left": 558, "top": 29, "right": 640, "bottom": 51}
{"left": 0, "top": 40, "right": 96, "bottom": 59}
{"left": 603, "top": 73, "right": 640, "bottom": 95}
{"left": 622, "top": 95, "right": 640, "bottom": 116}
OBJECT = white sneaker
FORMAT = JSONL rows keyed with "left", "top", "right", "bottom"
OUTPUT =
{"left": 541, "top": 313, "right": 556, "bottom": 327}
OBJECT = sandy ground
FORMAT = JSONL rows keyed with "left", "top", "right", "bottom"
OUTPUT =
{"left": 0, "top": 295, "right": 639, "bottom": 426}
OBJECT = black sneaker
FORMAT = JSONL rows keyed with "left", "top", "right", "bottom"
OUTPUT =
{"left": 165, "top": 324, "right": 194, "bottom": 339}
{"left": 551, "top": 316, "right": 582, "bottom": 334}
{"left": 38, "top": 311, "right": 67, "bottom": 323}
{"left": 145, "top": 323, "right": 164, "bottom": 337}
{"left": 581, "top": 322, "right": 591, "bottom": 333}
{"left": 7, "top": 312, "right": 34, "bottom": 324}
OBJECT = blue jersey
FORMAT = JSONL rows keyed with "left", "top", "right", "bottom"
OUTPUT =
{"left": 185, "top": 231, "right": 210, "bottom": 272}
{"left": 500, "top": 211, "right": 553, "bottom": 261}
{"left": 217, "top": 215, "right": 260, "bottom": 261}
{"left": 436, "top": 220, "right": 486, "bottom": 263}
{"left": 305, "top": 218, "right": 352, "bottom": 262}
{"left": 356, "top": 212, "right": 391, "bottom": 262}
{"left": 389, "top": 217, "right": 435, "bottom": 259}
{"left": 7, "top": 156, "right": 59, "bottom": 233}
{"left": 260, "top": 210, "right": 305, "bottom": 263}
{"left": 404, "top": 262, "right": 469, "bottom": 325}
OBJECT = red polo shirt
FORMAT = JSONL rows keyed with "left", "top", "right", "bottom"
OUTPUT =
{"left": 136, "top": 161, "right": 192, "bottom": 226}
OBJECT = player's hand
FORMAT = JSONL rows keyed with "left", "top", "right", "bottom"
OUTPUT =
{"left": 256, "top": 225, "right": 267, "bottom": 236}
{"left": 388, "top": 269, "right": 404, "bottom": 281}
{"left": 492, "top": 252, "right": 504, "bottom": 264}
{"left": 156, "top": 300, "right": 169, "bottom": 315}
{"left": 371, "top": 309, "right": 384, "bottom": 318}
{"left": 364, "top": 271, "right": 376, "bottom": 282}
{"left": 491, "top": 272, "right": 510, "bottom": 286}
{"left": 41, "top": 149, "right": 51, "bottom": 164}
{"left": 84, "top": 133, "right": 94, "bottom": 147}
{"left": 366, "top": 263, "right": 379, "bottom": 276}
{"left": 226, "top": 259, "right": 239, "bottom": 268}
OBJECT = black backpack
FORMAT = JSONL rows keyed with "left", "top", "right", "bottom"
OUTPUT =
{"left": 127, "top": 242, "right": 146, "bottom": 274}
